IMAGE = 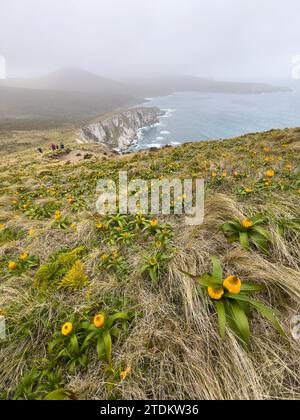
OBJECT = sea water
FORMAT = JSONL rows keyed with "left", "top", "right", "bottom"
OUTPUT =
{"left": 131, "top": 88, "right": 300, "bottom": 151}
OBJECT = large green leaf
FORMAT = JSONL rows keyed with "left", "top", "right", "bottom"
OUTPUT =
{"left": 211, "top": 256, "right": 223, "bottom": 283}
{"left": 215, "top": 301, "right": 226, "bottom": 339}
{"left": 70, "top": 335, "right": 79, "bottom": 354}
{"left": 44, "top": 389, "right": 68, "bottom": 400}
{"left": 227, "top": 233, "right": 240, "bottom": 243}
{"left": 249, "top": 232, "right": 269, "bottom": 251}
{"left": 251, "top": 214, "right": 265, "bottom": 225}
{"left": 240, "top": 283, "right": 265, "bottom": 293}
{"left": 96, "top": 335, "right": 105, "bottom": 360}
{"left": 221, "top": 222, "right": 239, "bottom": 233}
{"left": 251, "top": 225, "right": 270, "bottom": 240}
{"left": 103, "top": 331, "right": 112, "bottom": 364}
{"left": 106, "top": 312, "right": 131, "bottom": 329}
{"left": 228, "top": 300, "right": 250, "bottom": 345}
{"left": 178, "top": 270, "right": 220, "bottom": 288}
{"left": 239, "top": 232, "right": 250, "bottom": 250}
{"left": 224, "top": 293, "right": 286, "bottom": 337}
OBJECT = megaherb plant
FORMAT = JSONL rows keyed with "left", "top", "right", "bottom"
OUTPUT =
{"left": 141, "top": 251, "right": 172, "bottom": 286}
{"left": 181, "top": 257, "right": 285, "bottom": 346}
{"left": 221, "top": 215, "right": 270, "bottom": 251}
{"left": 48, "top": 312, "right": 134, "bottom": 371}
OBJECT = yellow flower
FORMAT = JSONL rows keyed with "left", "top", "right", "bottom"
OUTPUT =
{"left": 22, "top": 204, "right": 29, "bottom": 210}
{"left": 54, "top": 210, "right": 61, "bottom": 220}
{"left": 223, "top": 276, "right": 242, "bottom": 294}
{"left": 120, "top": 367, "right": 131, "bottom": 380}
{"left": 263, "top": 147, "right": 270, "bottom": 153}
{"left": 11, "top": 200, "right": 18, "bottom": 205}
{"left": 208, "top": 287, "right": 224, "bottom": 300}
{"left": 149, "top": 257, "right": 158, "bottom": 266}
{"left": 93, "top": 313, "right": 105, "bottom": 328}
{"left": 233, "top": 171, "right": 239, "bottom": 177}
{"left": 241, "top": 218, "right": 253, "bottom": 229}
{"left": 211, "top": 172, "right": 217, "bottom": 178}
{"left": 0, "top": 223, "right": 5, "bottom": 231}
{"left": 265, "top": 169, "right": 275, "bottom": 178}
{"left": 8, "top": 261, "right": 17, "bottom": 270}
{"left": 245, "top": 188, "right": 253, "bottom": 193}
{"left": 285, "top": 164, "right": 292, "bottom": 171}
{"left": 155, "top": 240, "right": 162, "bottom": 248}
{"left": 112, "top": 250, "right": 119, "bottom": 259}
{"left": 221, "top": 172, "right": 227, "bottom": 177}
{"left": 150, "top": 219, "right": 158, "bottom": 228}
{"left": 19, "top": 252, "right": 29, "bottom": 261}
{"left": 101, "top": 254, "right": 109, "bottom": 261}
{"left": 61, "top": 322, "right": 73, "bottom": 336}
{"left": 68, "top": 198, "right": 75, "bottom": 204}
{"left": 28, "top": 228, "right": 36, "bottom": 237}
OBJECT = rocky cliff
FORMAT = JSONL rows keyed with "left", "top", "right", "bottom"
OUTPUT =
{"left": 79, "top": 107, "right": 164, "bottom": 151}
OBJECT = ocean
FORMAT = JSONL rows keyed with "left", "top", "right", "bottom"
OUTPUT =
{"left": 131, "top": 89, "right": 300, "bottom": 151}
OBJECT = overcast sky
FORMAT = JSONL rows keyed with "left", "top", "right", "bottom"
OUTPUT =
{"left": 0, "top": 0, "right": 299, "bottom": 82}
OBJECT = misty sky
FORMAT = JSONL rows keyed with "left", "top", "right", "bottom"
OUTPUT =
{"left": 0, "top": 0, "right": 299, "bottom": 82}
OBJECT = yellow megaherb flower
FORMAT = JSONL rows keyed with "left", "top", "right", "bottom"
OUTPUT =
{"left": 223, "top": 276, "right": 242, "bottom": 294}
{"left": 93, "top": 313, "right": 105, "bottom": 328}
{"left": 54, "top": 210, "right": 62, "bottom": 220}
{"left": 19, "top": 252, "right": 29, "bottom": 261}
{"left": 61, "top": 322, "right": 73, "bottom": 336}
{"left": 120, "top": 367, "right": 132, "bottom": 380}
{"left": 112, "top": 250, "right": 119, "bottom": 259}
{"left": 208, "top": 287, "right": 224, "bottom": 300}
{"left": 0, "top": 223, "right": 5, "bottom": 231}
{"left": 149, "top": 257, "right": 158, "bottom": 266}
{"left": 245, "top": 188, "right": 253, "bottom": 193}
{"left": 8, "top": 261, "right": 17, "bottom": 270}
{"left": 28, "top": 228, "right": 36, "bottom": 237}
{"left": 211, "top": 172, "right": 217, "bottom": 178}
{"left": 241, "top": 218, "right": 253, "bottom": 229}
{"left": 221, "top": 172, "right": 227, "bottom": 177}
{"left": 265, "top": 169, "right": 275, "bottom": 178}
{"left": 150, "top": 219, "right": 158, "bottom": 228}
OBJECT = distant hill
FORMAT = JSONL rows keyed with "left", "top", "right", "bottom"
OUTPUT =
{"left": 0, "top": 69, "right": 139, "bottom": 129}
{"left": 0, "top": 69, "right": 290, "bottom": 129}
{"left": 124, "top": 75, "right": 290, "bottom": 97}
{"left": 0, "top": 68, "right": 132, "bottom": 95}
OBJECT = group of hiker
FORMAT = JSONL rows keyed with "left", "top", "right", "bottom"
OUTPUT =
{"left": 37, "top": 143, "right": 65, "bottom": 154}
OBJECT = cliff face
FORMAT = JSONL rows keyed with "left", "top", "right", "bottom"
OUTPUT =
{"left": 79, "top": 107, "right": 164, "bottom": 151}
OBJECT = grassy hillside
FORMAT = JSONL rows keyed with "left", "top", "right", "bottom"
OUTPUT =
{"left": 0, "top": 127, "right": 299, "bottom": 400}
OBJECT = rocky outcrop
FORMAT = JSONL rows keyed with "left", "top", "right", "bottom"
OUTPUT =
{"left": 79, "top": 107, "right": 164, "bottom": 152}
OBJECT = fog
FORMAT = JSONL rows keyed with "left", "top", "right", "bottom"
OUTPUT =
{"left": 1, "top": 0, "right": 299, "bottom": 82}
